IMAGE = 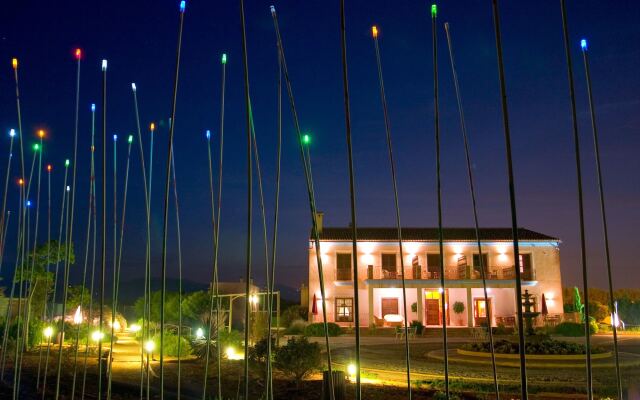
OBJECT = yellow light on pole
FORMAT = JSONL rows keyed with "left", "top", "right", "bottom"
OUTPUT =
{"left": 249, "top": 294, "right": 259, "bottom": 305}
{"left": 43, "top": 326, "right": 54, "bottom": 340}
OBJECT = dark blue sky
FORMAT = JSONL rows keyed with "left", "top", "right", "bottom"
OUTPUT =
{"left": 1, "top": 1, "right": 638, "bottom": 293}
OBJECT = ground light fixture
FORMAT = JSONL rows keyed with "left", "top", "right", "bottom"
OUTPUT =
{"left": 225, "top": 346, "right": 244, "bottom": 360}
{"left": 91, "top": 330, "right": 105, "bottom": 342}
{"left": 43, "top": 326, "right": 54, "bottom": 340}
{"left": 347, "top": 363, "right": 357, "bottom": 379}
{"left": 144, "top": 340, "right": 155, "bottom": 353}
{"left": 195, "top": 328, "right": 204, "bottom": 339}
{"left": 129, "top": 323, "right": 141, "bottom": 333}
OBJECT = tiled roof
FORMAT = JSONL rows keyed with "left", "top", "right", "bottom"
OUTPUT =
{"left": 313, "top": 227, "right": 558, "bottom": 242}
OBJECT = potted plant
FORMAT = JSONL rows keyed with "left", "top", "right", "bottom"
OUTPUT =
{"left": 453, "top": 301, "right": 465, "bottom": 326}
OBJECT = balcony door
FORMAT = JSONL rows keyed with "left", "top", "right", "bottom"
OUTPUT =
{"left": 381, "top": 253, "right": 397, "bottom": 279}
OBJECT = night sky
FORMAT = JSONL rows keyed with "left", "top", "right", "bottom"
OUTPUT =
{"left": 1, "top": 1, "right": 638, "bottom": 295}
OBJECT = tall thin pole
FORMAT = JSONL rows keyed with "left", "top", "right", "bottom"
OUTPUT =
{"left": 132, "top": 82, "right": 153, "bottom": 400}
{"left": 430, "top": 5, "right": 450, "bottom": 397}
{"left": 39, "top": 161, "right": 69, "bottom": 398}
{"left": 54, "top": 48, "right": 82, "bottom": 400}
{"left": 169, "top": 147, "right": 184, "bottom": 398}
{"left": 0, "top": 129, "right": 16, "bottom": 266}
{"left": 338, "top": 2, "right": 362, "bottom": 396}
{"left": 371, "top": 25, "right": 412, "bottom": 399}
{"left": 239, "top": 0, "right": 253, "bottom": 397}
{"left": 270, "top": 7, "right": 335, "bottom": 399}
{"left": 581, "top": 38, "right": 614, "bottom": 400}
{"left": 36, "top": 163, "right": 51, "bottom": 389}
{"left": 265, "top": 43, "right": 282, "bottom": 400}
{"left": 20, "top": 134, "right": 45, "bottom": 392}
{"left": 81, "top": 103, "right": 97, "bottom": 400}
{"left": 159, "top": 3, "right": 186, "bottom": 397}
{"left": 98, "top": 58, "right": 108, "bottom": 400}
{"left": 107, "top": 133, "right": 122, "bottom": 400}
{"left": 72, "top": 106, "right": 96, "bottom": 400}
{"left": 202, "top": 52, "right": 226, "bottom": 400}
{"left": 444, "top": 21, "right": 499, "bottom": 399}
{"left": 490, "top": 1, "right": 528, "bottom": 398}
{"left": 559, "top": 3, "right": 598, "bottom": 398}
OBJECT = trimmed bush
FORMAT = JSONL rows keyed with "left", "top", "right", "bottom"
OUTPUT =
{"left": 555, "top": 321, "right": 597, "bottom": 337}
{"left": 303, "top": 322, "right": 341, "bottom": 337}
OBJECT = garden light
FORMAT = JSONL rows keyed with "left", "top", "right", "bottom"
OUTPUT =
{"left": 195, "top": 327, "right": 204, "bottom": 339}
{"left": 144, "top": 340, "right": 155, "bottom": 353}
{"left": 249, "top": 294, "right": 259, "bottom": 305}
{"left": 347, "top": 362, "right": 357, "bottom": 378}
{"left": 43, "top": 326, "right": 54, "bottom": 339}
{"left": 225, "top": 346, "right": 244, "bottom": 360}
{"left": 9, "top": 129, "right": 16, "bottom": 138}
{"left": 91, "top": 330, "right": 104, "bottom": 342}
{"left": 38, "top": 129, "right": 45, "bottom": 138}
{"left": 581, "top": 39, "right": 588, "bottom": 51}
{"left": 302, "top": 134, "right": 310, "bottom": 145}
{"left": 129, "top": 323, "right": 141, "bottom": 333}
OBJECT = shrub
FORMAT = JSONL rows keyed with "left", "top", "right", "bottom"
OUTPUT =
{"left": 152, "top": 332, "right": 192, "bottom": 357}
{"left": 274, "top": 337, "right": 321, "bottom": 388}
{"left": 287, "top": 319, "right": 307, "bottom": 335}
{"left": 555, "top": 321, "right": 597, "bottom": 337}
{"left": 303, "top": 322, "right": 340, "bottom": 337}
{"left": 410, "top": 320, "right": 424, "bottom": 335}
{"left": 281, "top": 306, "right": 308, "bottom": 328}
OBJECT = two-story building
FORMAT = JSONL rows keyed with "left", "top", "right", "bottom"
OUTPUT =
{"left": 308, "top": 219, "right": 563, "bottom": 328}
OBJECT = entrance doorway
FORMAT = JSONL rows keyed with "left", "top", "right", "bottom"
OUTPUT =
{"left": 424, "top": 289, "right": 449, "bottom": 326}
{"left": 381, "top": 298, "right": 399, "bottom": 317}
{"left": 474, "top": 298, "right": 492, "bottom": 327}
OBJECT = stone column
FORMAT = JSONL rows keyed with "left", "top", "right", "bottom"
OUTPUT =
{"left": 417, "top": 288, "right": 424, "bottom": 324}
{"left": 467, "top": 288, "right": 473, "bottom": 327}
{"left": 368, "top": 286, "right": 374, "bottom": 327}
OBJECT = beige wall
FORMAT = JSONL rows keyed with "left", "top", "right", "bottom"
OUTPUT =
{"left": 308, "top": 240, "right": 564, "bottom": 324}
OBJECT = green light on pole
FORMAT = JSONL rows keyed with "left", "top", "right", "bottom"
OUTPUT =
{"left": 302, "top": 134, "right": 310, "bottom": 145}
{"left": 431, "top": 4, "right": 437, "bottom": 17}
{"left": 33, "top": 143, "right": 40, "bottom": 151}
{"left": 65, "top": 159, "right": 70, "bottom": 167}
{"left": 128, "top": 135, "right": 133, "bottom": 143}
{"left": 222, "top": 53, "right": 227, "bottom": 64}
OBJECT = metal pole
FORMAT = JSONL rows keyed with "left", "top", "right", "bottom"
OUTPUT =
{"left": 490, "top": 1, "right": 528, "bottom": 398}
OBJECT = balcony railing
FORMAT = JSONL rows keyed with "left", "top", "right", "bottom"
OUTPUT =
{"left": 364, "top": 265, "right": 535, "bottom": 281}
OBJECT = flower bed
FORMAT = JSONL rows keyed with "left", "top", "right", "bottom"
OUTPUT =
{"left": 461, "top": 339, "right": 607, "bottom": 355}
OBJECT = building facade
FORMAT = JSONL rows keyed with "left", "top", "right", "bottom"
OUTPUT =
{"left": 308, "top": 224, "right": 563, "bottom": 328}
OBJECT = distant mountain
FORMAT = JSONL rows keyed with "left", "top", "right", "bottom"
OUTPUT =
{"left": 117, "top": 277, "right": 209, "bottom": 305}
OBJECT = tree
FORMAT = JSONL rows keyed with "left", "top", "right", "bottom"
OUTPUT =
{"left": 274, "top": 337, "right": 321, "bottom": 389}
{"left": 181, "top": 290, "right": 211, "bottom": 324}
{"left": 16, "top": 240, "right": 74, "bottom": 350}
{"left": 133, "top": 290, "right": 180, "bottom": 324}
